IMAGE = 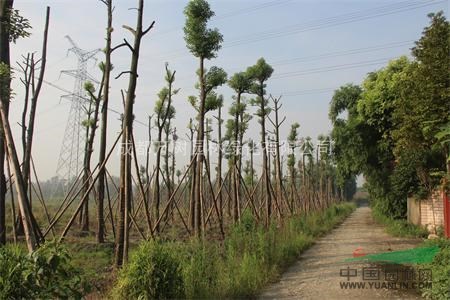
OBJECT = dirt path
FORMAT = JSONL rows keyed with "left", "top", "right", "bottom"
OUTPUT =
{"left": 260, "top": 204, "right": 424, "bottom": 300}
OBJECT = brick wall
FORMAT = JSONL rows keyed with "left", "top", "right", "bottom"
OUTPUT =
{"left": 419, "top": 190, "right": 444, "bottom": 231}
{"left": 407, "top": 190, "right": 444, "bottom": 232}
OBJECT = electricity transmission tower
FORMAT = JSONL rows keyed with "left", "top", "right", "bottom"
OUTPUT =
{"left": 56, "top": 36, "right": 100, "bottom": 183}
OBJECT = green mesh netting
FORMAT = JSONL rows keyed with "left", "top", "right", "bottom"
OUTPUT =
{"left": 345, "top": 246, "right": 439, "bottom": 264}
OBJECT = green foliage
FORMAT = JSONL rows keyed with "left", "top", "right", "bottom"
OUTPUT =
{"left": 421, "top": 239, "right": 450, "bottom": 300}
{"left": 204, "top": 66, "right": 227, "bottom": 92}
{"left": 0, "top": 245, "right": 29, "bottom": 298}
{"left": 183, "top": 0, "right": 222, "bottom": 60}
{"left": 111, "top": 203, "right": 355, "bottom": 299}
{"left": 287, "top": 122, "right": 300, "bottom": 168}
{"left": 247, "top": 58, "right": 274, "bottom": 87}
{"left": 228, "top": 71, "right": 253, "bottom": 94}
{"left": 112, "top": 240, "right": 184, "bottom": 299}
{"left": 0, "top": 241, "right": 88, "bottom": 299}
{"left": 0, "top": 62, "right": 11, "bottom": 99}
{"left": 243, "top": 160, "right": 256, "bottom": 186}
{"left": 3, "top": 8, "right": 31, "bottom": 43}
{"left": 372, "top": 206, "right": 428, "bottom": 238}
{"left": 84, "top": 81, "right": 95, "bottom": 94}
{"left": 330, "top": 13, "right": 449, "bottom": 219}
{"left": 329, "top": 83, "right": 362, "bottom": 123}
{"left": 204, "top": 91, "right": 223, "bottom": 113}
{"left": 179, "top": 241, "right": 221, "bottom": 299}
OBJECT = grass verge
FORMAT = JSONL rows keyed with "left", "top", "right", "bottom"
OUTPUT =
{"left": 112, "top": 202, "right": 356, "bottom": 299}
{"left": 372, "top": 206, "right": 428, "bottom": 238}
{"left": 418, "top": 239, "right": 450, "bottom": 300}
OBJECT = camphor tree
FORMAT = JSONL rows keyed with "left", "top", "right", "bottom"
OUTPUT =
{"left": 287, "top": 122, "right": 300, "bottom": 211}
{"left": 184, "top": 0, "right": 225, "bottom": 238}
{"left": 247, "top": 58, "right": 274, "bottom": 225}
{"left": 228, "top": 71, "right": 253, "bottom": 222}
{"left": 153, "top": 63, "right": 177, "bottom": 233}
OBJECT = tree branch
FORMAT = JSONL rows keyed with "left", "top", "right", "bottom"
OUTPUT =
{"left": 142, "top": 21, "right": 156, "bottom": 36}
{"left": 115, "top": 71, "right": 137, "bottom": 80}
{"left": 123, "top": 24, "right": 136, "bottom": 36}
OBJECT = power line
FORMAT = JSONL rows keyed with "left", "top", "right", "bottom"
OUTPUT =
{"left": 40, "top": 79, "right": 149, "bottom": 129}
{"left": 272, "top": 57, "right": 395, "bottom": 79}
{"left": 150, "top": 0, "right": 294, "bottom": 38}
{"left": 270, "top": 40, "right": 413, "bottom": 67}
{"left": 275, "top": 87, "right": 337, "bottom": 97}
{"left": 153, "top": 0, "right": 443, "bottom": 60}
{"left": 223, "top": 1, "right": 437, "bottom": 47}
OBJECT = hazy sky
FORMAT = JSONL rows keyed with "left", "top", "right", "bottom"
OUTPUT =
{"left": 9, "top": 0, "right": 449, "bottom": 180}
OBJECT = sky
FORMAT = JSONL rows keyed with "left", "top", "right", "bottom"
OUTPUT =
{"left": 8, "top": 0, "right": 449, "bottom": 181}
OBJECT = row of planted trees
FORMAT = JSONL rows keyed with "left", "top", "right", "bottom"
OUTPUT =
{"left": 0, "top": 0, "right": 354, "bottom": 269}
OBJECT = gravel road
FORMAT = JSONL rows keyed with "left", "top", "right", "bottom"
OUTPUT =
{"left": 260, "top": 204, "right": 425, "bottom": 300}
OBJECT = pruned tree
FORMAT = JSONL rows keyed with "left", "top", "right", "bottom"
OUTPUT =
{"left": 268, "top": 95, "right": 287, "bottom": 216}
{"left": 287, "top": 122, "right": 300, "bottom": 211}
{"left": 153, "top": 63, "right": 177, "bottom": 232}
{"left": 79, "top": 80, "right": 103, "bottom": 232}
{"left": 247, "top": 58, "right": 273, "bottom": 225}
{"left": 96, "top": 0, "right": 114, "bottom": 244}
{"left": 212, "top": 96, "right": 224, "bottom": 218}
{"left": 115, "top": 0, "right": 155, "bottom": 267}
{"left": 228, "top": 71, "right": 253, "bottom": 222}
{"left": 184, "top": 0, "right": 224, "bottom": 238}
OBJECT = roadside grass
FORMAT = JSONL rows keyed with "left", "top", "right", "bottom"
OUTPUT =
{"left": 419, "top": 239, "right": 450, "bottom": 300}
{"left": 371, "top": 203, "right": 448, "bottom": 299}
{"left": 112, "top": 202, "right": 356, "bottom": 299}
{"left": 372, "top": 207, "right": 428, "bottom": 238}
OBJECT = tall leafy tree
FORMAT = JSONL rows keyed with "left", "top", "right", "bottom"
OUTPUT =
{"left": 393, "top": 12, "right": 450, "bottom": 185}
{"left": 227, "top": 71, "right": 253, "bottom": 222}
{"left": 184, "top": 0, "right": 224, "bottom": 238}
{"left": 247, "top": 58, "right": 273, "bottom": 225}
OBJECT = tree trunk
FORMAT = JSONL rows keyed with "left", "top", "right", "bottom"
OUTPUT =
{"left": 216, "top": 106, "right": 223, "bottom": 219}
{"left": 0, "top": 0, "right": 13, "bottom": 246}
{"left": 96, "top": 0, "right": 113, "bottom": 244}
{"left": 0, "top": 99, "right": 37, "bottom": 252}
{"left": 233, "top": 92, "right": 241, "bottom": 223}
{"left": 192, "top": 57, "right": 205, "bottom": 238}
{"left": 115, "top": 0, "right": 152, "bottom": 267}
{"left": 153, "top": 129, "right": 162, "bottom": 233}
{"left": 259, "top": 84, "right": 271, "bottom": 226}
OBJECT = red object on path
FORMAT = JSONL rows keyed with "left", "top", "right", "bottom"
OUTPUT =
{"left": 352, "top": 247, "right": 366, "bottom": 257}
{"left": 443, "top": 189, "right": 450, "bottom": 238}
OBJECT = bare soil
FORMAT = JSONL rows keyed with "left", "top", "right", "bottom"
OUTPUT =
{"left": 260, "top": 204, "right": 424, "bottom": 300}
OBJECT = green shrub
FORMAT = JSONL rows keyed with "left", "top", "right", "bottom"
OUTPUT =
{"left": 180, "top": 241, "right": 220, "bottom": 299}
{"left": 0, "top": 245, "right": 31, "bottom": 298}
{"left": 0, "top": 240, "right": 88, "bottom": 299}
{"left": 111, "top": 203, "right": 356, "bottom": 299}
{"left": 112, "top": 240, "right": 184, "bottom": 299}
{"left": 421, "top": 239, "right": 450, "bottom": 300}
